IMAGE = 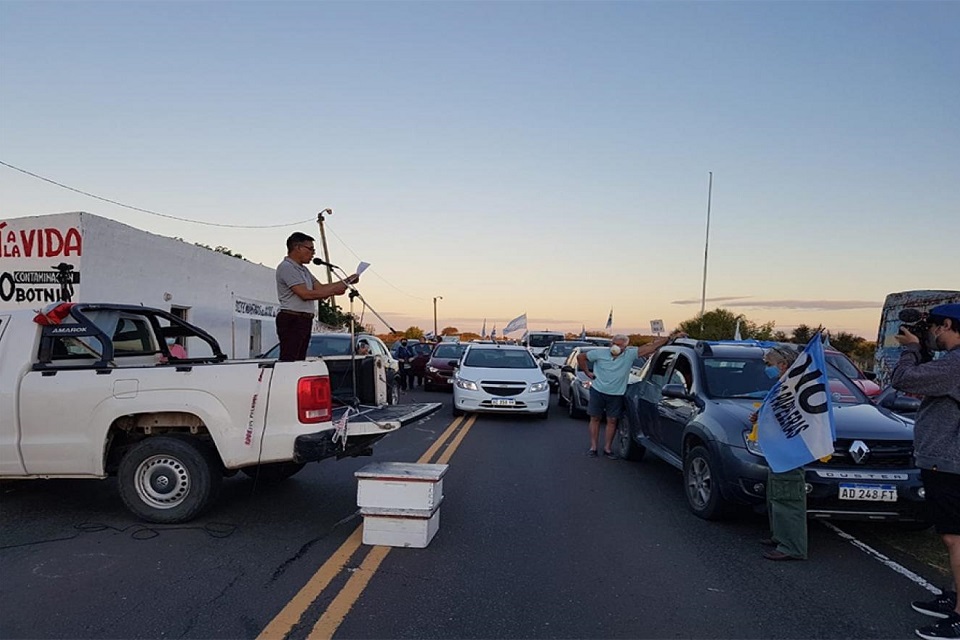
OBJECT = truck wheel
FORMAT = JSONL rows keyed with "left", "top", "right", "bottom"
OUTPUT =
{"left": 241, "top": 462, "right": 306, "bottom": 483}
{"left": 683, "top": 445, "right": 727, "bottom": 520}
{"left": 557, "top": 387, "right": 568, "bottom": 408}
{"left": 118, "top": 436, "right": 222, "bottom": 524}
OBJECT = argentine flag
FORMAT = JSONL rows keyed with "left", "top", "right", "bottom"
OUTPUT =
{"left": 756, "top": 333, "right": 836, "bottom": 473}
{"left": 481, "top": 318, "right": 487, "bottom": 339}
{"left": 605, "top": 309, "right": 613, "bottom": 330}
{"left": 503, "top": 313, "right": 527, "bottom": 334}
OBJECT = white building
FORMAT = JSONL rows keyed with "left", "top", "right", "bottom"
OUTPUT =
{"left": 0, "top": 212, "right": 282, "bottom": 358}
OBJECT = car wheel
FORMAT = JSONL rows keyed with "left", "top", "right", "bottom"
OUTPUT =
{"left": 683, "top": 445, "right": 727, "bottom": 520}
{"left": 118, "top": 436, "right": 222, "bottom": 524}
{"left": 241, "top": 461, "right": 306, "bottom": 483}
{"left": 616, "top": 414, "right": 645, "bottom": 461}
{"left": 557, "top": 386, "right": 568, "bottom": 408}
{"left": 568, "top": 391, "right": 582, "bottom": 418}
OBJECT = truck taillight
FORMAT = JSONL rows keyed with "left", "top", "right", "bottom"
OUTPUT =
{"left": 297, "top": 376, "right": 332, "bottom": 423}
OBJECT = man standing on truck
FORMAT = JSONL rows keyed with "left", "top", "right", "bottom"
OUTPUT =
{"left": 276, "top": 232, "right": 359, "bottom": 362}
{"left": 891, "top": 303, "right": 960, "bottom": 640}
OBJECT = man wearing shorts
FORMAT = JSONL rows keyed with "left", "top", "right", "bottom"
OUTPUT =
{"left": 578, "top": 330, "right": 682, "bottom": 459}
{"left": 891, "top": 303, "right": 960, "bottom": 640}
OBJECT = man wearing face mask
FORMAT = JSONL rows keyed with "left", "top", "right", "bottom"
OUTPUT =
{"left": 578, "top": 330, "right": 684, "bottom": 459}
{"left": 890, "top": 304, "right": 960, "bottom": 640}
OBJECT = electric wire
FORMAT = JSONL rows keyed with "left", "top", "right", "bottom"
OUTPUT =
{"left": 0, "top": 160, "right": 313, "bottom": 229}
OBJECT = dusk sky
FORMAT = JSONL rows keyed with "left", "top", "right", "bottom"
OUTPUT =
{"left": 2, "top": 1, "right": 956, "bottom": 339}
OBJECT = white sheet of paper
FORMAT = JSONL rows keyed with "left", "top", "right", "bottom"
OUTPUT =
{"left": 356, "top": 261, "right": 370, "bottom": 275}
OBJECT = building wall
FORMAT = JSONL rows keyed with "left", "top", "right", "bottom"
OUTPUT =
{"left": 1, "top": 212, "right": 282, "bottom": 358}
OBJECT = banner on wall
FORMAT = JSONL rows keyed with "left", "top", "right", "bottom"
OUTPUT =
{"left": 1, "top": 218, "right": 84, "bottom": 307}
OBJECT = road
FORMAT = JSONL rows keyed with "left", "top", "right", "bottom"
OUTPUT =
{"left": 0, "top": 388, "right": 944, "bottom": 639}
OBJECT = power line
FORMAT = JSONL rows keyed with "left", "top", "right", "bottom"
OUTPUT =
{"left": 0, "top": 160, "right": 314, "bottom": 229}
{"left": 324, "top": 222, "right": 426, "bottom": 301}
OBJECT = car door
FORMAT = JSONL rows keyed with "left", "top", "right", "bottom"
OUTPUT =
{"left": 657, "top": 353, "right": 698, "bottom": 455}
{"left": 636, "top": 350, "right": 676, "bottom": 445}
{"left": 559, "top": 351, "right": 578, "bottom": 403}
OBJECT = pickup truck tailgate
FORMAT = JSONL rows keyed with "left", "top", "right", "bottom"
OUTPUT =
{"left": 336, "top": 402, "right": 442, "bottom": 436}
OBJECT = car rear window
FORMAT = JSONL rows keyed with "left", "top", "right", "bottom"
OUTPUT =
{"left": 433, "top": 344, "right": 466, "bottom": 359}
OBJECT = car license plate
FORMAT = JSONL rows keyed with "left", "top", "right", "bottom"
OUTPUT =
{"left": 839, "top": 484, "right": 897, "bottom": 502}
{"left": 492, "top": 399, "right": 516, "bottom": 407}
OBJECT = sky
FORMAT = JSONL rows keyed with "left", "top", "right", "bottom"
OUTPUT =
{"left": 1, "top": 1, "right": 957, "bottom": 340}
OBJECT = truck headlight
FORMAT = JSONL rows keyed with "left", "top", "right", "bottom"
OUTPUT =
{"left": 529, "top": 381, "right": 549, "bottom": 393}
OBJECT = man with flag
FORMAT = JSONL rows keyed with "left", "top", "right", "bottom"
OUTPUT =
{"left": 749, "top": 335, "right": 836, "bottom": 561}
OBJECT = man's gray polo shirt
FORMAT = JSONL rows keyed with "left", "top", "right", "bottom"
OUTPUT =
{"left": 276, "top": 257, "right": 316, "bottom": 314}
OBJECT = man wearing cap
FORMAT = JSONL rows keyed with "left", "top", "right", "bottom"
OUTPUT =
{"left": 891, "top": 303, "right": 960, "bottom": 640}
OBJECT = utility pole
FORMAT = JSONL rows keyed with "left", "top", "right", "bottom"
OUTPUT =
{"left": 316, "top": 209, "right": 334, "bottom": 284}
{"left": 433, "top": 296, "right": 443, "bottom": 339}
{"left": 699, "top": 172, "right": 713, "bottom": 333}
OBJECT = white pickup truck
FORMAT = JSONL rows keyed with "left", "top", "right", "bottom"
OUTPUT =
{"left": 0, "top": 303, "right": 440, "bottom": 523}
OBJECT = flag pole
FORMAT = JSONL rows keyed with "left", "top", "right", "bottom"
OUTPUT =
{"left": 699, "top": 172, "right": 713, "bottom": 332}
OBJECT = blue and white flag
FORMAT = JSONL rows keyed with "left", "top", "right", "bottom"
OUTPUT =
{"left": 503, "top": 313, "right": 527, "bottom": 334}
{"left": 481, "top": 318, "right": 487, "bottom": 338}
{"left": 756, "top": 334, "right": 836, "bottom": 473}
{"left": 491, "top": 325, "right": 497, "bottom": 339}
{"left": 605, "top": 309, "right": 613, "bottom": 330}
{"left": 579, "top": 324, "right": 586, "bottom": 340}
{"left": 734, "top": 320, "right": 742, "bottom": 341}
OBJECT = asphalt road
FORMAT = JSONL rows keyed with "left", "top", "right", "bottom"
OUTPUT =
{"left": 0, "top": 388, "right": 946, "bottom": 639}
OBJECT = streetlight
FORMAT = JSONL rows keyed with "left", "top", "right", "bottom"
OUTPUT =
{"left": 433, "top": 296, "right": 443, "bottom": 339}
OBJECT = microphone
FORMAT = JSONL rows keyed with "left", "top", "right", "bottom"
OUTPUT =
{"left": 312, "top": 257, "right": 339, "bottom": 269}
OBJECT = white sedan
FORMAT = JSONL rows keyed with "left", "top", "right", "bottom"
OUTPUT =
{"left": 452, "top": 344, "right": 550, "bottom": 419}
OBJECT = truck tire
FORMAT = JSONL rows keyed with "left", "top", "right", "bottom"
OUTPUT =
{"left": 241, "top": 462, "right": 306, "bottom": 483}
{"left": 683, "top": 445, "right": 727, "bottom": 520}
{"left": 118, "top": 436, "right": 222, "bottom": 524}
{"left": 616, "top": 414, "right": 645, "bottom": 461}
{"left": 386, "top": 372, "right": 401, "bottom": 405}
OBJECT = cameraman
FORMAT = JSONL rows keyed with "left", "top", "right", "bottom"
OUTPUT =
{"left": 891, "top": 303, "right": 960, "bottom": 640}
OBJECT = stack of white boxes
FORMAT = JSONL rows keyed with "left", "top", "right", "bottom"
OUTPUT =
{"left": 355, "top": 462, "right": 449, "bottom": 548}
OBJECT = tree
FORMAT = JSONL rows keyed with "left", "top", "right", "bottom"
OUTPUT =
{"left": 678, "top": 308, "right": 777, "bottom": 341}
{"left": 193, "top": 242, "right": 244, "bottom": 260}
{"left": 316, "top": 300, "right": 354, "bottom": 329}
{"left": 829, "top": 331, "right": 865, "bottom": 355}
{"left": 791, "top": 324, "right": 824, "bottom": 344}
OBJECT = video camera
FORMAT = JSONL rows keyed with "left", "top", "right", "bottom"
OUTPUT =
{"left": 898, "top": 308, "right": 934, "bottom": 362}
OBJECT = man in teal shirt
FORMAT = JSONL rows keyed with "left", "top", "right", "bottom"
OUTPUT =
{"left": 578, "top": 331, "right": 682, "bottom": 458}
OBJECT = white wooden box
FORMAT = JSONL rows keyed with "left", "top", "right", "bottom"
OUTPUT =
{"left": 361, "top": 506, "right": 441, "bottom": 548}
{"left": 355, "top": 462, "right": 448, "bottom": 512}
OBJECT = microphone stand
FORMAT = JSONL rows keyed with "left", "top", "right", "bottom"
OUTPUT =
{"left": 320, "top": 261, "right": 398, "bottom": 408}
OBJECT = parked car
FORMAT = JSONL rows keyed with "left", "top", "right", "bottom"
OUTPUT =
{"left": 408, "top": 341, "right": 436, "bottom": 385}
{"left": 540, "top": 340, "right": 592, "bottom": 392}
{"left": 557, "top": 346, "right": 602, "bottom": 418}
{"left": 423, "top": 342, "right": 469, "bottom": 391}
{"left": 825, "top": 349, "right": 881, "bottom": 398}
{"left": 583, "top": 336, "right": 612, "bottom": 347}
{"left": 616, "top": 339, "right": 926, "bottom": 523}
{"left": 452, "top": 344, "right": 550, "bottom": 419}
{"left": 525, "top": 330, "right": 566, "bottom": 358}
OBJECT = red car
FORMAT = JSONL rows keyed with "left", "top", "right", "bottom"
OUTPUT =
{"left": 423, "top": 342, "right": 468, "bottom": 391}
{"left": 825, "top": 349, "right": 881, "bottom": 398}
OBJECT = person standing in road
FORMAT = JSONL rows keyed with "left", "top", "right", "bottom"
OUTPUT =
{"left": 890, "top": 303, "right": 960, "bottom": 640}
{"left": 752, "top": 345, "right": 808, "bottom": 562}
{"left": 275, "top": 232, "right": 358, "bottom": 362}
{"left": 578, "top": 331, "right": 683, "bottom": 459}
{"left": 394, "top": 338, "right": 416, "bottom": 390}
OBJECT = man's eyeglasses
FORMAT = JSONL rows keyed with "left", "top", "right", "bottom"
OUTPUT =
{"left": 299, "top": 244, "right": 316, "bottom": 253}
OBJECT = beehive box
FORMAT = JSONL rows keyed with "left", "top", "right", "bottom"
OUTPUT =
{"left": 355, "top": 462, "right": 448, "bottom": 511}
{"left": 360, "top": 504, "right": 442, "bottom": 548}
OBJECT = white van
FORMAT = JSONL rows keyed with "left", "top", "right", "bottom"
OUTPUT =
{"left": 525, "top": 331, "right": 566, "bottom": 358}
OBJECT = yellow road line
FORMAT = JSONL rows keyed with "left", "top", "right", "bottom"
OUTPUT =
{"left": 257, "top": 413, "right": 473, "bottom": 640}
{"left": 417, "top": 415, "right": 462, "bottom": 463}
{"left": 257, "top": 527, "right": 363, "bottom": 640}
{"left": 436, "top": 414, "right": 476, "bottom": 465}
{"left": 308, "top": 544, "right": 392, "bottom": 638}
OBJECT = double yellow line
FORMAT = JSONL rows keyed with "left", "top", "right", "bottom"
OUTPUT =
{"left": 258, "top": 413, "right": 478, "bottom": 640}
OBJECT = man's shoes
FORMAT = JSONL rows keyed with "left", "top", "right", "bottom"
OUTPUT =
{"left": 916, "top": 612, "right": 960, "bottom": 639}
{"left": 759, "top": 537, "right": 778, "bottom": 547}
{"left": 914, "top": 591, "right": 959, "bottom": 619}
{"left": 587, "top": 449, "right": 598, "bottom": 457}
{"left": 604, "top": 451, "right": 619, "bottom": 460}
{"left": 762, "top": 549, "right": 803, "bottom": 561}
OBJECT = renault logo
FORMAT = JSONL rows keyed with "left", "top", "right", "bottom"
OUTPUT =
{"left": 849, "top": 440, "right": 870, "bottom": 464}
